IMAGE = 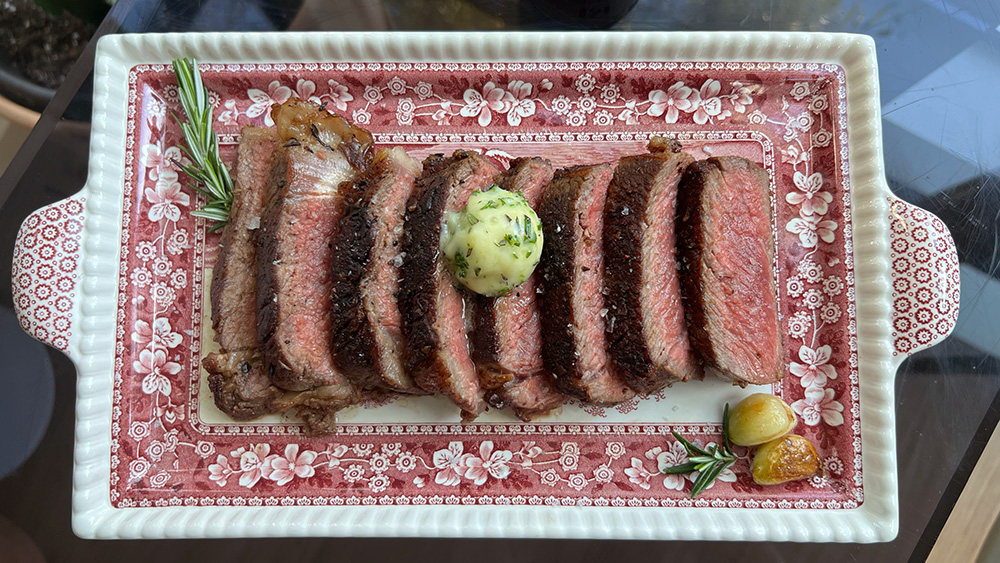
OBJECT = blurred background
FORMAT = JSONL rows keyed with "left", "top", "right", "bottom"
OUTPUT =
{"left": 0, "top": 0, "right": 997, "bottom": 562}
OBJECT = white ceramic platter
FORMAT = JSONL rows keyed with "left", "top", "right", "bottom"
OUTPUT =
{"left": 10, "top": 31, "right": 961, "bottom": 541}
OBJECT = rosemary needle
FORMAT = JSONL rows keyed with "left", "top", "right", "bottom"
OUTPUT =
{"left": 171, "top": 57, "right": 234, "bottom": 232}
{"left": 662, "top": 403, "right": 738, "bottom": 498}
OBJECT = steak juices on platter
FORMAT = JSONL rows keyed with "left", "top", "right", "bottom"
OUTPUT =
{"left": 203, "top": 99, "right": 782, "bottom": 433}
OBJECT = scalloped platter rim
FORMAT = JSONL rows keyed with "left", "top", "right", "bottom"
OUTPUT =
{"left": 8, "top": 31, "right": 963, "bottom": 541}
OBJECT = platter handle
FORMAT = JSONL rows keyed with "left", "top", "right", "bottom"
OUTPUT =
{"left": 11, "top": 194, "right": 88, "bottom": 357}
{"left": 887, "top": 196, "right": 960, "bottom": 358}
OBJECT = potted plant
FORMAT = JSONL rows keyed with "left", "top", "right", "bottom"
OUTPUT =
{"left": 0, "top": 0, "right": 110, "bottom": 123}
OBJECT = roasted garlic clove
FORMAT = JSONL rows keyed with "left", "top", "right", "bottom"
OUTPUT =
{"left": 727, "top": 393, "right": 797, "bottom": 446}
{"left": 751, "top": 434, "right": 823, "bottom": 485}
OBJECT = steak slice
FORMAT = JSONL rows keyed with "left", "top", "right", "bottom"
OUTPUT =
{"left": 257, "top": 100, "right": 373, "bottom": 394}
{"left": 271, "top": 384, "right": 361, "bottom": 436}
{"left": 203, "top": 350, "right": 280, "bottom": 420}
{"left": 471, "top": 157, "right": 564, "bottom": 420}
{"left": 603, "top": 138, "right": 702, "bottom": 393}
{"left": 676, "top": 156, "right": 783, "bottom": 385}
{"left": 204, "top": 126, "right": 282, "bottom": 420}
{"left": 204, "top": 350, "right": 354, "bottom": 433}
{"left": 400, "top": 151, "right": 499, "bottom": 418}
{"left": 331, "top": 147, "right": 424, "bottom": 392}
{"left": 210, "top": 126, "right": 280, "bottom": 352}
{"left": 537, "top": 163, "right": 635, "bottom": 404}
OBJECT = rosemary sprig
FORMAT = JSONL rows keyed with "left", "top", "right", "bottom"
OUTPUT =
{"left": 662, "top": 403, "right": 737, "bottom": 498}
{"left": 171, "top": 57, "right": 234, "bottom": 232}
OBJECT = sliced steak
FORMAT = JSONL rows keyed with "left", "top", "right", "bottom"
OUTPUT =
{"left": 471, "top": 157, "right": 563, "bottom": 420}
{"left": 203, "top": 350, "right": 280, "bottom": 420}
{"left": 257, "top": 100, "right": 373, "bottom": 393}
{"left": 204, "top": 126, "right": 282, "bottom": 420}
{"left": 400, "top": 151, "right": 499, "bottom": 418}
{"left": 676, "top": 156, "right": 783, "bottom": 385}
{"left": 203, "top": 347, "right": 351, "bottom": 434}
{"left": 603, "top": 138, "right": 702, "bottom": 393}
{"left": 331, "top": 147, "right": 424, "bottom": 392}
{"left": 271, "top": 384, "right": 361, "bottom": 436}
{"left": 497, "top": 375, "right": 564, "bottom": 419}
{"left": 537, "top": 163, "right": 635, "bottom": 404}
{"left": 210, "top": 126, "right": 280, "bottom": 351}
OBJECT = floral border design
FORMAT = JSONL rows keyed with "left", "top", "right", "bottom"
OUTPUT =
{"left": 119, "top": 431, "right": 857, "bottom": 510}
{"left": 774, "top": 81, "right": 847, "bottom": 429}
{"left": 110, "top": 61, "right": 859, "bottom": 508}
{"left": 198, "top": 61, "right": 796, "bottom": 132}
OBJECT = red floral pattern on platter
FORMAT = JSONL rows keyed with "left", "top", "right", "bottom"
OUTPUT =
{"left": 0, "top": 59, "right": 925, "bottom": 510}
{"left": 12, "top": 195, "right": 85, "bottom": 354}
{"left": 106, "top": 61, "right": 860, "bottom": 508}
{"left": 888, "top": 197, "right": 961, "bottom": 356}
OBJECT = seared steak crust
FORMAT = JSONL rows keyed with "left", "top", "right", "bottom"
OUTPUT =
{"left": 676, "top": 156, "right": 783, "bottom": 385}
{"left": 256, "top": 100, "right": 372, "bottom": 394}
{"left": 210, "top": 126, "right": 280, "bottom": 352}
{"left": 603, "top": 138, "right": 701, "bottom": 393}
{"left": 471, "top": 157, "right": 563, "bottom": 420}
{"left": 204, "top": 126, "right": 282, "bottom": 420}
{"left": 471, "top": 301, "right": 499, "bottom": 370}
{"left": 537, "top": 163, "right": 634, "bottom": 404}
{"left": 329, "top": 175, "right": 377, "bottom": 383}
{"left": 331, "top": 147, "right": 423, "bottom": 392}
{"left": 203, "top": 350, "right": 281, "bottom": 420}
{"left": 400, "top": 151, "right": 498, "bottom": 417}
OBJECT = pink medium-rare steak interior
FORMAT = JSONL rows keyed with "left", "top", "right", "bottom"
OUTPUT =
{"left": 538, "top": 163, "right": 635, "bottom": 405}
{"left": 471, "top": 157, "right": 563, "bottom": 420}
{"left": 639, "top": 148, "right": 702, "bottom": 384}
{"left": 676, "top": 156, "right": 783, "bottom": 385}
{"left": 257, "top": 145, "right": 353, "bottom": 391}
{"left": 400, "top": 151, "right": 499, "bottom": 417}
{"left": 256, "top": 101, "right": 374, "bottom": 394}
{"left": 203, "top": 126, "right": 282, "bottom": 420}
{"left": 365, "top": 147, "right": 423, "bottom": 392}
{"left": 331, "top": 146, "right": 423, "bottom": 392}
{"left": 209, "top": 126, "right": 280, "bottom": 353}
{"left": 603, "top": 138, "right": 701, "bottom": 393}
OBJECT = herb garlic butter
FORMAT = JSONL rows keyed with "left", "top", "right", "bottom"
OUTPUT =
{"left": 441, "top": 185, "right": 544, "bottom": 296}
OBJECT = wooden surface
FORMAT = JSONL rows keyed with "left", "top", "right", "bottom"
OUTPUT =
{"left": 0, "top": 117, "right": 31, "bottom": 178}
{"left": 0, "top": 96, "right": 40, "bottom": 131}
{"left": 928, "top": 422, "right": 1000, "bottom": 563}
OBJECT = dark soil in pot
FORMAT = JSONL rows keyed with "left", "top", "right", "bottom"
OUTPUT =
{"left": 0, "top": 0, "right": 95, "bottom": 112}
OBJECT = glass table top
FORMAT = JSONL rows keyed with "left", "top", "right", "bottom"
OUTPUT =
{"left": 0, "top": 0, "right": 997, "bottom": 559}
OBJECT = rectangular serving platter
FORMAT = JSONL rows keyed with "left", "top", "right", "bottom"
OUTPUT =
{"left": 10, "top": 31, "right": 962, "bottom": 541}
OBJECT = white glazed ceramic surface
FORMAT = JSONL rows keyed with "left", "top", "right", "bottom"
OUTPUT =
{"left": 10, "top": 32, "right": 960, "bottom": 541}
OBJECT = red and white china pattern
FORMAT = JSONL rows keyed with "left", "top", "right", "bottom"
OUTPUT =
{"left": 12, "top": 60, "right": 958, "bottom": 511}
{"left": 12, "top": 195, "right": 85, "bottom": 354}
{"left": 887, "top": 197, "right": 961, "bottom": 356}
